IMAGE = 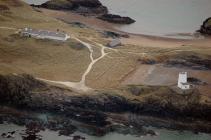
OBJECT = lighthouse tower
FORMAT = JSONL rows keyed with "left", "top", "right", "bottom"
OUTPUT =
{"left": 178, "top": 72, "right": 190, "bottom": 90}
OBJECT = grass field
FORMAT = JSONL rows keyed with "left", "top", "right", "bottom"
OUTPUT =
{"left": 0, "top": 0, "right": 211, "bottom": 93}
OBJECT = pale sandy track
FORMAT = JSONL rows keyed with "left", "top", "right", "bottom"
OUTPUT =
{"left": 39, "top": 36, "right": 111, "bottom": 92}
{"left": 0, "top": 27, "right": 17, "bottom": 30}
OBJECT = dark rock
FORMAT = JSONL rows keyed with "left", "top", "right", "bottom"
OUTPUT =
{"left": 32, "top": 0, "right": 108, "bottom": 15}
{"left": 69, "top": 22, "right": 87, "bottom": 28}
{"left": 0, "top": 74, "right": 46, "bottom": 106}
{"left": 73, "top": 135, "right": 85, "bottom": 140}
{"left": 165, "top": 57, "right": 211, "bottom": 70}
{"left": 9, "top": 131, "right": 16, "bottom": 135}
{"left": 1, "top": 131, "right": 15, "bottom": 139}
{"left": 58, "top": 129, "right": 75, "bottom": 136}
{"left": 102, "top": 31, "right": 129, "bottom": 38}
{"left": 187, "top": 77, "right": 207, "bottom": 85}
{"left": 74, "top": 5, "right": 107, "bottom": 15}
{"left": 6, "top": 135, "right": 12, "bottom": 138}
{"left": 147, "top": 129, "right": 157, "bottom": 136}
{"left": 199, "top": 17, "right": 211, "bottom": 35}
{"left": 98, "top": 14, "right": 135, "bottom": 24}
{"left": 31, "top": 1, "right": 74, "bottom": 10}
{"left": 1, "top": 74, "right": 211, "bottom": 135}
{"left": 0, "top": 5, "right": 10, "bottom": 11}
{"left": 1, "top": 133, "right": 6, "bottom": 137}
{"left": 31, "top": 0, "right": 135, "bottom": 24}
{"left": 137, "top": 58, "right": 157, "bottom": 65}
{"left": 0, "top": 118, "right": 3, "bottom": 124}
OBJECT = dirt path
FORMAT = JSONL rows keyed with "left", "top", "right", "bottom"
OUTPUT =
{"left": 0, "top": 25, "right": 115, "bottom": 92}
{"left": 39, "top": 36, "right": 112, "bottom": 92}
{"left": 0, "top": 26, "right": 17, "bottom": 30}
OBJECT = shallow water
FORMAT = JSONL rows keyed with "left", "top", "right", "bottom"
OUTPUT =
{"left": 1, "top": 123, "right": 211, "bottom": 140}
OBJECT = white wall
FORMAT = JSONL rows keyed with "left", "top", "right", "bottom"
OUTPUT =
{"left": 178, "top": 72, "right": 190, "bottom": 90}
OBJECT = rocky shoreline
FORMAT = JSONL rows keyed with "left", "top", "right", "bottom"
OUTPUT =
{"left": 98, "top": 14, "right": 135, "bottom": 24}
{"left": 31, "top": 0, "right": 136, "bottom": 24}
{"left": 1, "top": 74, "right": 211, "bottom": 138}
{"left": 199, "top": 17, "right": 211, "bottom": 35}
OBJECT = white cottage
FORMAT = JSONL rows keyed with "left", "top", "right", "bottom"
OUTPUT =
{"left": 177, "top": 72, "right": 190, "bottom": 90}
{"left": 21, "top": 28, "right": 70, "bottom": 41}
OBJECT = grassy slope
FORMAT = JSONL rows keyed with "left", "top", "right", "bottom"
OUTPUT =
{"left": 0, "top": 0, "right": 211, "bottom": 92}
{"left": 0, "top": 1, "right": 211, "bottom": 116}
{"left": 0, "top": 0, "right": 93, "bottom": 82}
{"left": 0, "top": 0, "right": 140, "bottom": 89}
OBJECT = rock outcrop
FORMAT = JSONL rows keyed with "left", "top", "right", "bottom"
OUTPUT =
{"left": 98, "top": 14, "right": 135, "bottom": 24}
{"left": 32, "top": 0, "right": 108, "bottom": 15}
{"left": 0, "top": 5, "right": 10, "bottom": 11}
{"left": 1, "top": 74, "right": 211, "bottom": 135}
{"left": 199, "top": 17, "right": 211, "bottom": 35}
{"left": 0, "top": 74, "right": 45, "bottom": 106}
{"left": 31, "top": 0, "right": 135, "bottom": 24}
{"left": 165, "top": 54, "right": 211, "bottom": 70}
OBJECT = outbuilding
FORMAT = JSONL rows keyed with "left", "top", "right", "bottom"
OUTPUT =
{"left": 107, "top": 39, "right": 121, "bottom": 48}
{"left": 20, "top": 28, "right": 70, "bottom": 41}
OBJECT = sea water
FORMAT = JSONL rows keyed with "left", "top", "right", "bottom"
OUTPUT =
{"left": 100, "top": 0, "right": 211, "bottom": 37}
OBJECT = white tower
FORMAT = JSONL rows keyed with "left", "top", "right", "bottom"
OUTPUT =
{"left": 178, "top": 72, "right": 190, "bottom": 90}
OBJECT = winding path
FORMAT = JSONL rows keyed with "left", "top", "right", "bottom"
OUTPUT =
{"left": 0, "top": 26, "right": 111, "bottom": 92}
{"left": 0, "top": 26, "right": 148, "bottom": 92}
{"left": 39, "top": 36, "right": 109, "bottom": 92}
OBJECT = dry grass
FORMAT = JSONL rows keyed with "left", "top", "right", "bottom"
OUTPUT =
{"left": 0, "top": 0, "right": 211, "bottom": 92}
{"left": 0, "top": 30, "right": 91, "bottom": 82}
{"left": 0, "top": 1, "right": 101, "bottom": 82}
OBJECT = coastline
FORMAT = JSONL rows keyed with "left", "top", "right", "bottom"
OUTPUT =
{"left": 26, "top": 0, "right": 211, "bottom": 41}
{"left": 39, "top": 8, "right": 211, "bottom": 49}
{"left": 1, "top": 74, "right": 211, "bottom": 137}
{"left": 1, "top": 1, "right": 211, "bottom": 139}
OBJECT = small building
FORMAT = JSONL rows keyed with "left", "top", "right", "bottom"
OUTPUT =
{"left": 107, "top": 39, "right": 121, "bottom": 48}
{"left": 178, "top": 72, "right": 190, "bottom": 90}
{"left": 20, "top": 28, "right": 70, "bottom": 41}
